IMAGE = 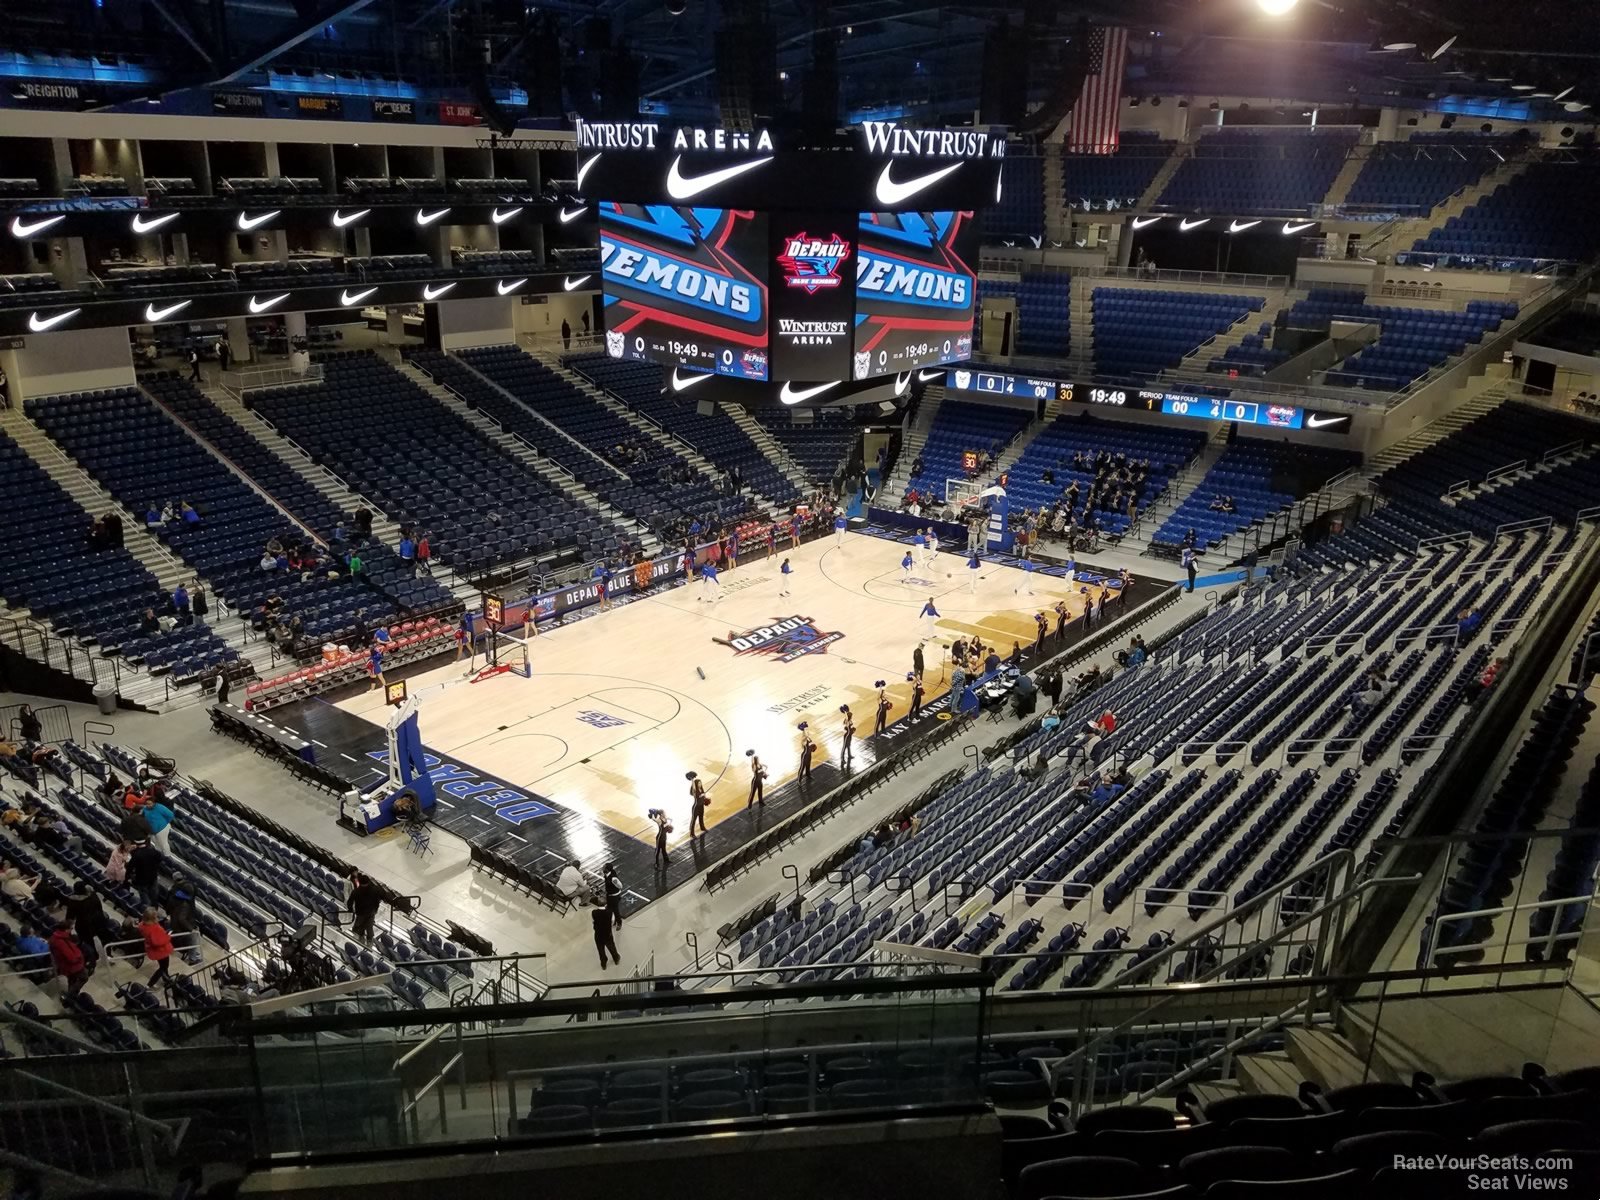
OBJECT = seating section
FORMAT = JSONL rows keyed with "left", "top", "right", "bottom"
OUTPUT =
{"left": 100, "top": 262, "right": 230, "bottom": 298}
{"left": 1001, "top": 1064, "right": 1600, "bottom": 1200}
{"left": 1345, "top": 132, "right": 1521, "bottom": 213}
{"left": 751, "top": 407, "right": 859, "bottom": 487}
{"left": 144, "top": 373, "right": 451, "bottom": 616}
{"left": 985, "top": 155, "right": 1045, "bottom": 242}
{"left": 443, "top": 346, "right": 757, "bottom": 539}
{"left": 1062, "top": 132, "right": 1175, "bottom": 211}
{"left": 28, "top": 386, "right": 419, "bottom": 650}
{"left": 1153, "top": 441, "right": 1361, "bottom": 550}
{"left": 1158, "top": 128, "right": 1358, "bottom": 214}
{"left": 1093, "top": 288, "right": 1264, "bottom": 381}
{"left": 1006, "top": 416, "right": 1206, "bottom": 540}
{"left": 1378, "top": 402, "right": 1600, "bottom": 540}
{"left": 902, "top": 401, "right": 1034, "bottom": 501}
{"left": 977, "top": 274, "right": 1071, "bottom": 357}
{"left": 1324, "top": 301, "right": 1517, "bottom": 391}
{"left": 566, "top": 353, "right": 801, "bottom": 505}
{"left": 0, "top": 272, "right": 85, "bottom": 311}
{"left": 253, "top": 350, "right": 634, "bottom": 575}
{"left": 1404, "top": 155, "right": 1600, "bottom": 269}
{"left": 245, "top": 617, "right": 456, "bottom": 710}
{"left": 0, "top": 421, "right": 241, "bottom": 680}
{"left": 1208, "top": 324, "right": 1288, "bottom": 376}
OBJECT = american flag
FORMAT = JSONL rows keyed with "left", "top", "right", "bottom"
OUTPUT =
{"left": 1066, "top": 26, "right": 1129, "bottom": 156}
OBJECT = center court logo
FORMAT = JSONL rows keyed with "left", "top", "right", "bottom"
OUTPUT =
{"left": 776, "top": 232, "right": 851, "bottom": 293}
{"left": 576, "top": 710, "right": 630, "bottom": 729}
{"left": 714, "top": 615, "right": 845, "bottom": 663}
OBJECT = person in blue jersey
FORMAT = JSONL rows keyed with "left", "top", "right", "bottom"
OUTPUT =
{"left": 967, "top": 550, "right": 982, "bottom": 594}
{"left": 594, "top": 560, "right": 612, "bottom": 612}
{"left": 918, "top": 596, "right": 940, "bottom": 637}
{"left": 1014, "top": 556, "right": 1036, "bottom": 597}
{"left": 367, "top": 643, "right": 385, "bottom": 692}
{"left": 700, "top": 560, "right": 720, "bottom": 602}
{"left": 833, "top": 510, "right": 848, "bottom": 548}
{"left": 900, "top": 550, "right": 915, "bottom": 583}
{"left": 779, "top": 557, "right": 793, "bottom": 597}
{"left": 912, "top": 528, "right": 927, "bottom": 569}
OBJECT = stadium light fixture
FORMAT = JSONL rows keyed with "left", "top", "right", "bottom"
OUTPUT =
{"left": 1256, "top": 0, "right": 1298, "bottom": 15}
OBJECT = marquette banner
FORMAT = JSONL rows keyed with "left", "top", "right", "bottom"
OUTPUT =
{"left": 768, "top": 216, "right": 857, "bottom": 381}
{"left": 599, "top": 203, "right": 770, "bottom": 380}
{"left": 853, "top": 210, "right": 977, "bottom": 379}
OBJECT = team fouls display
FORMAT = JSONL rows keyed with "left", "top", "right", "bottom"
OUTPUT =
{"left": 599, "top": 204, "right": 771, "bottom": 380}
{"left": 852, "top": 210, "right": 976, "bottom": 379}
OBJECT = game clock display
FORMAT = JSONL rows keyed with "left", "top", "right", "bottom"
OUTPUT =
{"left": 599, "top": 204, "right": 771, "bottom": 380}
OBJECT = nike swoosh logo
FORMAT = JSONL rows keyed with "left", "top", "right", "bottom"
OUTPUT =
{"left": 1282, "top": 220, "right": 1317, "bottom": 235}
{"left": 1130, "top": 216, "right": 1162, "bottom": 229}
{"left": 27, "top": 308, "right": 79, "bottom": 332}
{"left": 422, "top": 283, "right": 456, "bottom": 300}
{"left": 248, "top": 293, "right": 290, "bottom": 313}
{"left": 779, "top": 381, "right": 837, "bottom": 404}
{"left": 415, "top": 207, "right": 451, "bottom": 226}
{"left": 874, "top": 161, "right": 961, "bottom": 206}
{"left": 558, "top": 206, "right": 589, "bottom": 223}
{"left": 144, "top": 300, "right": 191, "bottom": 322}
{"left": 236, "top": 210, "right": 280, "bottom": 231}
{"left": 496, "top": 278, "right": 528, "bottom": 295}
{"left": 1306, "top": 414, "right": 1348, "bottom": 429}
{"left": 576, "top": 153, "right": 601, "bottom": 191}
{"left": 665, "top": 156, "right": 773, "bottom": 201}
{"left": 916, "top": 370, "right": 944, "bottom": 382}
{"left": 340, "top": 287, "right": 378, "bottom": 305}
{"left": 1227, "top": 219, "right": 1262, "bottom": 233}
{"left": 11, "top": 215, "right": 65, "bottom": 237}
{"left": 563, "top": 275, "right": 592, "bottom": 291}
{"left": 131, "top": 213, "right": 179, "bottom": 233}
{"left": 894, "top": 372, "right": 912, "bottom": 393}
{"left": 1179, "top": 218, "right": 1210, "bottom": 231}
{"left": 491, "top": 206, "right": 522, "bottom": 224}
{"left": 331, "top": 209, "right": 370, "bottom": 228}
{"left": 670, "top": 368, "right": 714, "bottom": 393}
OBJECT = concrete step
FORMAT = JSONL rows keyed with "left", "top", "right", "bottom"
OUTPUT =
{"left": 1286, "top": 1025, "right": 1398, "bottom": 1091}
{"left": 1234, "top": 1050, "right": 1303, "bottom": 1097}
{"left": 724, "top": 403, "right": 813, "bottom": 490}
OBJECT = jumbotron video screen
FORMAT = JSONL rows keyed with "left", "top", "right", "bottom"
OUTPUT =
{"left": 852, "top": 209, "right": 977, "bottom": 379}
{"left": 599, "top": 203, "right": 771, "bottom": 381}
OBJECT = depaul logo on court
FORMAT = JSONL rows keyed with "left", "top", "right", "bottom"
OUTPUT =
{"left": 714, "top": 615, "right": 844, "bottom": 664}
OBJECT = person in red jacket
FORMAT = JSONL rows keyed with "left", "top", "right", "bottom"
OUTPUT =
{"left": 48, "top": 920, "right": 88, "bottom": 998}
{"left": 139, "top": 908, "right": 175, "bottom": 990}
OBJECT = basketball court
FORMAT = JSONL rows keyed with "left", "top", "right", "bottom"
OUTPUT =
{"left": 329, "top": 531, "right": 1142, "bottom": 860}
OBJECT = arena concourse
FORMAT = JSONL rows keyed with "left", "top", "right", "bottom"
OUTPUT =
{"left": 0, "top": 0, "right": 1599, "bottom": 1196}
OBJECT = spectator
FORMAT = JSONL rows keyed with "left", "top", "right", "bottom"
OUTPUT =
{"left": 416, "top": 531, "right": 432, "bottom": 576}
{"left": 139, "top": 607, "right": 161, "bottom": 636}
{"left": 16, "top": 704, "right": 42, "bottom": 743}
{"left": 145, "top": 502, "right": 164, "bottom": 530}
{"left": 165, "top": 875, "right": 202, "bottom": 964}
{"left": 398, "top": 532, "right": 416, "bottom": 572}
{"left": 128, "top": 840, "right": 163, "bottom": 909}
{"left": 139, "top": 907, "right": 174, "bottom": 989}
{"left": 348, "top": 872, "right": 383, "bottom": 946}
{"left": 142, "top": 796, "right": 175, "bottom": 855}
{"left": 64, "top": 881, "right": 109, "bottom": 960}
{"left": 49, "top": 920, "right": 88, "bottom": 998}
{"left": 0, "top": 866, "right": 38, "bottom": 900}
{"left": 15, "top": 923, "right": 49, "bottom": 972}
{"left": 179, "top": 501, "right": 200, "bottom": 525}
{"left": 104, "top": 840, "right": 132, "bottom": 886}
{"left": 556, "top": 859, "right": 588, "bottom": 904}
{"left": 1465, "top": 657, "right": 1504, "bottom": 705}
{"left": 172, "top": 582, "right": 191, "bottom": 626}
{"left": 119, "top": 803, "right": 153, "bottom": 845}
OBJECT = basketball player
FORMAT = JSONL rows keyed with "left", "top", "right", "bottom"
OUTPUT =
{"left": 967, "top": 550, "right": 982, "bottom": 594}
{"left": 912, "top": 527, "right": 927, "bottom": 569}
{"left": 874, "top": 682, "right": 892, "bottom": 736}
{"left": 687, "top": 771, "right": 708, "bottom": 837}
{"left": 779, "top": 558, "right": 793, "bottom": 597}
{"left": 927, "top": 527, "right": 940, "bottom": 561}
{"left": 918, "top": 597, "right": 940, "bottom": 637}
{"left": 368, "top": 644, "right": 385, "bottom": 691}
{"left": 900, "top": 550, "right": 915, "bottom": 583}
{"left": 746, "top": 749, "right": 766, "bottom": 808}
{"left": 838, "top": 705, "right": 855, "bottom": 767}
{"left": 1014, "top": 556, "right": 1036, "bottom": 596}
{"left": 833, "top": 510, "right": 847, "bottom": 549}
{"left": 797, "top": 722, "right": 815, "bottom": 783}
{"left": 700, "top": 560, "right": 721, "bottom": 602}
{"left": 1064, "top": 556, "right": 1077, "bottom": 590}
{"left": 909, "top": 673, "right": 926, "bottom": 718}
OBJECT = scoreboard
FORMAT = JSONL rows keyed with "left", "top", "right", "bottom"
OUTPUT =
{"left": 940, "top": 367, "right": 1353, "bottom": 435}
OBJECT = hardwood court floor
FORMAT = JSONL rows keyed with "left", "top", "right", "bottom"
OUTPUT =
{"left": 334, "top": 534, "right": 1097, "bottom": 854}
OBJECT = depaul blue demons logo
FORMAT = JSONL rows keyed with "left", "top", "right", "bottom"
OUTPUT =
{"left": 599, "top": 206, "right": 765, "bottom": 327}
{"left": 714, "top": 615, "right": 844, "bottom": 664}
{"left": 777, "top": 232, "right": 851, "bottom": 293}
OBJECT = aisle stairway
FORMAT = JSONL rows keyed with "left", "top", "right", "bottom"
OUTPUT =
{"left": 879, "top": 389, "right": 944, "bottom": 504}
{"left": 723, "top": 404, "right": 814, "bottom": 494}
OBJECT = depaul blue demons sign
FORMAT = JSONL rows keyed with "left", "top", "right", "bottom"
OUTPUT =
{"left": 714, "top": 616, "right": 844, "bottom": 663}
{"left": 366, "top": 750, "right": 555, "bottom": 825}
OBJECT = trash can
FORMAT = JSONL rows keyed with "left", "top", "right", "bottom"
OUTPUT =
{"left": 92, "top": 681, "right": 118, "bottom": 716}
